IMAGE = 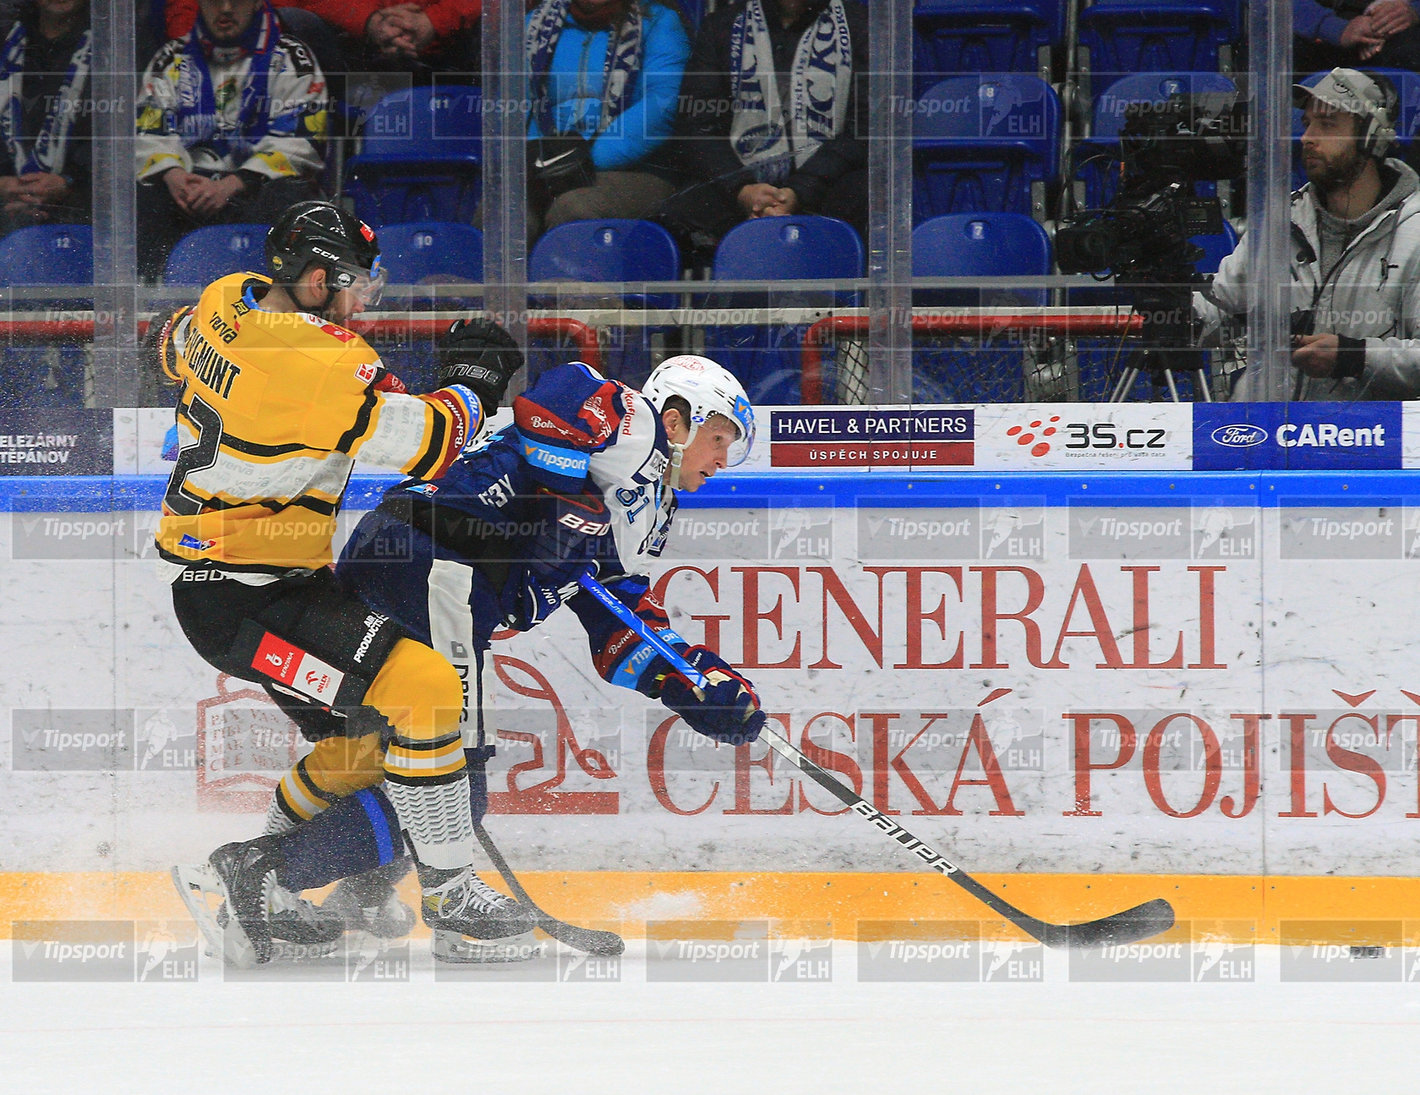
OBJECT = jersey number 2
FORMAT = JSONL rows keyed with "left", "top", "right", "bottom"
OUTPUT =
{"left": 163, "top": 394, "right": 224, "bottom": 516}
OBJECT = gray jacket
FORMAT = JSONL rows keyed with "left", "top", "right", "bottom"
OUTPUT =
{"left": 1197, "top": 159, "right": 1420, "bottom": 400}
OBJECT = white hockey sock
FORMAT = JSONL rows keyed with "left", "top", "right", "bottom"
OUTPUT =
{"left": 262, "top": 795, "right": 297, "bottom": 837}
{"left": 383, "top": 777, "right": 475, "bottom": 872}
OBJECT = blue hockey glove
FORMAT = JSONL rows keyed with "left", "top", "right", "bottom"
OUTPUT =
{"left": 655, "top": 646, "right": 766, "bottom": 745}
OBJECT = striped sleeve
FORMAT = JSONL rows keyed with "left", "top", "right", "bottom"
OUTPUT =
{"left": 346, "top": 384, "right": 485, "bottom": 480}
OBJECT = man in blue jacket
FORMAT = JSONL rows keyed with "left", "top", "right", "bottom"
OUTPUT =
{"left": 1296, "top": 0, "right": 1420, "bottom": 74}
{"left": 525, "top": 0, "right": 689, "bottom": 239}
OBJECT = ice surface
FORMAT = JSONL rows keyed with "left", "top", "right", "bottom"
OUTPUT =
{"left": 3, "top": 941, "right": 1416, "bottom": 1094}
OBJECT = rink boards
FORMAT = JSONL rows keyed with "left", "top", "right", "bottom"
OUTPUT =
{"left": 7, "top": 417, "right": 1420, "bottom": 939}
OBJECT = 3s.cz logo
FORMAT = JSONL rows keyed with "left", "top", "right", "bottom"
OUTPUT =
{"left": 1064, "top": 422, "right": 1167, "bottom": 450}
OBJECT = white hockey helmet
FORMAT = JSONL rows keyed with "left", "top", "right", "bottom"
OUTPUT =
{"left": 642, "top": 355, "right": 756, "bottom": 484}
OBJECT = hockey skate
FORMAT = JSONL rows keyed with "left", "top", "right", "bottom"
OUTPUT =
{"left": 322, "top": 869, "right": 418, "bottom": 940}
{"left": 172, "top": 837, "right": 282, "bottom": 967}
{"left": 422, "top": 868, "right": 540, "bottom": 964}
{"left": 172, "top": 837, "right": 343, "bottom": 967}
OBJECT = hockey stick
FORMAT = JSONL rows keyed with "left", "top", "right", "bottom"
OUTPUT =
{"left": 577, "top": 572, "right": 1175, "bottom": 949}
{"left": 474, "top": 822, "right": 625, "bottom": 956}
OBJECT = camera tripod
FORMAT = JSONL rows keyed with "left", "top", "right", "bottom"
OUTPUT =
{"left": 1106, "top": 277, "right": 1213, "bottom": 402}
{"left": 1108, "top": 345, "right": 1214, "bottom": 402}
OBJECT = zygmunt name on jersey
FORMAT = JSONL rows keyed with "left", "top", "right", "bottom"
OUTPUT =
{"left": 155, "top": 272, "right": 476, "bottom": 575}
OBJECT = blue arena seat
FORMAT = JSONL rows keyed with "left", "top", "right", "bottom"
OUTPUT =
{"left": 913, "top": 0, "right": 1063, "bottom": 93}
{"left": 345, "top": 85, "right": 482, "bottom": 227}
{"left": 912, "top": 74, "right": 1061, "bottom": 222}
{"left": 529, "top": 219, "right": 681, "bottom": 383}
{"left": 378, "top": 221, "right": 484, "bottom": 285}
{"left": 162, "top": 224, "right": 268, "bottom": 286}
{"left": 0, "top": 224, "right": 92, "bottom": 408}
{"left": 706, "top": 216, "right": 864, "bottom": 405}
{"left": 910, "top": 213, "right": 1053, "bottom": 402}
{"left": 0, "top": 223, "right": 92, "bottom": 286}
{"left": 1077, "top": 0, "right": 1241, "bottom": 75}
{"left": 531, "top": 218, "right": 679, "bottom": 289}
{"left": 712, "top": 215, "right": 864, "bottom": 282}
{"left": 912, "top": 212, "right": 1052, "bottom": 302}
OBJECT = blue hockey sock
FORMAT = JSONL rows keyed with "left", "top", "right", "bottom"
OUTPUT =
{"left": 273, "top": 786, "right": 404, "bottom": 892}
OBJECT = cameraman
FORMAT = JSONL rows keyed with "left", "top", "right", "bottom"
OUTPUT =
{"left": 1197, "top": 68, "right": 1420, "bottom": 400}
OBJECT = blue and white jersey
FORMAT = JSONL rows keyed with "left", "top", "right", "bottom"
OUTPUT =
{"left": 336, "top": 362, "right": 686, "bottom": 706}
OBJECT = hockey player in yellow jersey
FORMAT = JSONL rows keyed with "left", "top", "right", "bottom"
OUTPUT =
{"left": 162, "top": 200, "right": 532, "bottom": 964}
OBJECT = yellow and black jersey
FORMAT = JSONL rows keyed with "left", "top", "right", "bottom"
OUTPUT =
{"left": 155, "top": 272, "right": 482, "bottom": 575}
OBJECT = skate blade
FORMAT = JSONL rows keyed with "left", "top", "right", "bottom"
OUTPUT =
{"left": 432, "top": 929, "right": 542, "bottom": 965}
{"left": 171, "top": 863, "right": 258, "bottom": 970}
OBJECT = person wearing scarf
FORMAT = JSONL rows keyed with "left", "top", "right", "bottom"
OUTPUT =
{"left": 656, "top": 0, "right": 868, "bottom": 263}
{"left": 0, "top": 0, "right": 92, "bottom": 236}
{"left": 134, "top": 0, "right": 330, "bottom": 281}
{"left": 524, "top": 0, "right": 689, "bottom": 238}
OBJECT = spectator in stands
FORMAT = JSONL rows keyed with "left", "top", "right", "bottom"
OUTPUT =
{"left": 655, "top": 0, "right": 868, "bottom": 267}
{"left": 164, "top": 1, "right": 481, "bottom": 77}
{"left": 524, "top": 0, "right": 690, "bottom": 240}
{"left": 1197, "top": 69, "right": 1420, "bottom": 400}
{"left": 135, "top": 0, "right": 330, "bottom": 281}
{"left": 0, "top": 0, "right": 93, "bottom": 236}
{"left": 1296, "top": 1, "right": 1420, "bottom": 74}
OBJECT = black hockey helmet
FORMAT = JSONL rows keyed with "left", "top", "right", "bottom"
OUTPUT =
{"left": 265, "top": 200, "right": 386, "bottom": 306}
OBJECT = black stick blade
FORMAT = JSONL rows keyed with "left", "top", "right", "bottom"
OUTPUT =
{"left": 1042, "top": 898, "right": 1177, "bottom": 949}
{"left": 535, "top": 915, "right": 625, "bottom": 957}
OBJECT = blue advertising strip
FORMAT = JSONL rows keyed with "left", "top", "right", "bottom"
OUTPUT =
{"left": 6, "top": 471, "right": 1420, "bottom": 512}
{"left": 1193, "top": 402, "right": 1403, "bottom": 470}
{"left": 0, "top": 410, "right": 113, "bottom": 475}
{"left": 0, "top": 476, "right": 404, "bottom": 512}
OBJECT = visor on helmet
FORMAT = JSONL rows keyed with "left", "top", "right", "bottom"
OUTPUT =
{"left": 327, "top": 257, "right": 387, "bottom": 308}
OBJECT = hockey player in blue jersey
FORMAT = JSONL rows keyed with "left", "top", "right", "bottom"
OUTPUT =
{"left": 181, "top": 350, "right": 765, "bottom": 965}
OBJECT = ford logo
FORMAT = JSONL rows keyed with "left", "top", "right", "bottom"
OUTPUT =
{"left": 1211, "top": 424, "right": 1268, "bottom": 447}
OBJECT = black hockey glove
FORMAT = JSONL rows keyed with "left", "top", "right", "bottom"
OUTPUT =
{"left": 651, "top": 646, "right": 766, "bottom": 746}
{"left": 437, "top": 318, "right": 523, "bottom": 417}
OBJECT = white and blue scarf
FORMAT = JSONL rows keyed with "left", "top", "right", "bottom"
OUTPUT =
{"left": 175, "top": 2, "right": 280, "bottom": 160}
{"left": 0, "top": 18, "right": 90, "bottom": 175}
{"left": 527, "top": 0, "right": 644, "bottom": 137}
{"left": 729, "top": 0, "right": 852, "bottom": 184}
